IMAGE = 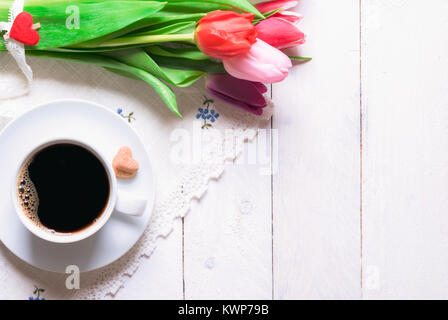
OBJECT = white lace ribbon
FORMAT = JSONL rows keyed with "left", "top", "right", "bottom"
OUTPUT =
{"left": 0, "top": 0, "right": 33, "bottom": 83}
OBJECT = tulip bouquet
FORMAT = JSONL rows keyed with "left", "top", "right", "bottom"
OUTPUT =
{"left": 0, "top": 0, "right": 308, "bottom": 117}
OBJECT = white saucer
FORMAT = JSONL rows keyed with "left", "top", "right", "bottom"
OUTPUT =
{"left": 0, "top": 99, "right": 155, "bottom": 272}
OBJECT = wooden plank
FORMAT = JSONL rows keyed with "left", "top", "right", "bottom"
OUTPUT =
{"left": 362, "top": 0, "right": 448, "bottom": 299}
{"left": 184, "top": 137, "right": 273, "bottom": 299}
{"left": 273, "top": 0, "right": 361, "bottom": 299}
{"left": 114, "top": 220, "right": 184, "bottom": 299}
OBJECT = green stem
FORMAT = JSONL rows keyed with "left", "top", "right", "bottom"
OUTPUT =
{"left": 72, "top": 33, "right": 195, "bottom": 49}
{"left": 289, "top": 56, "right": 313, "bottom": 61}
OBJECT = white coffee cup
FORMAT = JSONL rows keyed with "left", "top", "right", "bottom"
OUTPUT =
{"left": 11, "top": 138, "right": 147, "bottom": 244}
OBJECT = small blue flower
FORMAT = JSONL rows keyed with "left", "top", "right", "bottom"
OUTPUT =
{"left": 117, "top": 109, "right": 136, "bottom": 122}
{"left": 196, "top": 107, "right": 207, "bottom": 119}
{"left": 208, "top": 109, "right": 220, "bottom": 123}
{"left": 197, "top": 97, "right": 219, "bottom": 129}
{"left": 197, "top": 108, "right": 219, "bottom": 121}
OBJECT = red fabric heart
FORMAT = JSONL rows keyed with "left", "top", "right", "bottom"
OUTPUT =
{"left": 9, "top": 12, "right": 40, "bottom": 46}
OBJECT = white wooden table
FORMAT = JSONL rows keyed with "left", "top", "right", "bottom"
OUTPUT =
{"left": 115, "top": 0, "right": 448, "bottom": 299}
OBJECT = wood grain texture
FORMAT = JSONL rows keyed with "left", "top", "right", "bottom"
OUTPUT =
{"left": 183, "top": 135, "right": 273, "bottom": 299}
{"left": 114, "top": 220, "right": 184, "bottom": 299}
{"left": 103, "top": 0, "right": 448, "bottom": 300}
{"left": 361, "top": 0, "right": 448, "bottom": 299}
{"left": 273, "top": 0, "right": 361, "bottom": 299}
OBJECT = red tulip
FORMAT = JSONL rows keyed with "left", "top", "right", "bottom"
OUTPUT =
{"left": 255, "top": 17, "right": 305, "bottom": 49}
{"left": 196, "top": 11, "right": 257, "bottom": 60}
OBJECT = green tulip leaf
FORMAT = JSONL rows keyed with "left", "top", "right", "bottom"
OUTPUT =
{"left": 27, "top": 50, "right": 181, "bottom": 117}
{"left": 289, "top": 56, "right": 313, "bottom": 61}
{"left": 75, "top": 12, "right": 206, "bottom": 46}
{"left": 150, "top": 54, "right": 226, "bottom": 74}
{"left": 160, "top": 67, "right": 205, "bottom": 87}
{"left": 133, "top": 21, "right": 197, "bottom": 36}
{"left": 0, "top": 1, "right": 167, "bottom": 50}
{"left": 145, "top": 45, "right": 210, "bottom": 60}
{"left": 158, "top": 0, "right": 264, "bottom": 18}
{"left": 105, "top": 48, "right": 207, "bottom": 87}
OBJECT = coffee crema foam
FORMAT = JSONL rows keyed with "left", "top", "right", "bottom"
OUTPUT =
{"left": 16, "top": 160, "right": 43, "bottom": 230}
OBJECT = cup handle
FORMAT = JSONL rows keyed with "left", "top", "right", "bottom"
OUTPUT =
{"left": 115, "top": 190, "right": 147, "bottom": 217}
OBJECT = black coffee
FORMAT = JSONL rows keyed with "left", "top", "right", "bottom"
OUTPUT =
{"left": 17, "top": 143, "right": 110, "bottom": 233}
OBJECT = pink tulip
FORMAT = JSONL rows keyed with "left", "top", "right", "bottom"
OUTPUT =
{"left": 272, "top": 11, "right": 303, "bottom": 23}
{"left": 223, "top": 39, "right": 292, "bottom": 83}
{"left": 255, "top": 0, "right": 302, "bottom": 21}
{"left": 255, "top": 17, "right": 305, "bottom": 49}
{"left": 255, "top": 0, "right": 299, "bottom": 13}
{"left": 206, "top": 74, "right": 267, "bottom": 115}
{"left": 254, "top": 0, "right": 305, "bottom": 49}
